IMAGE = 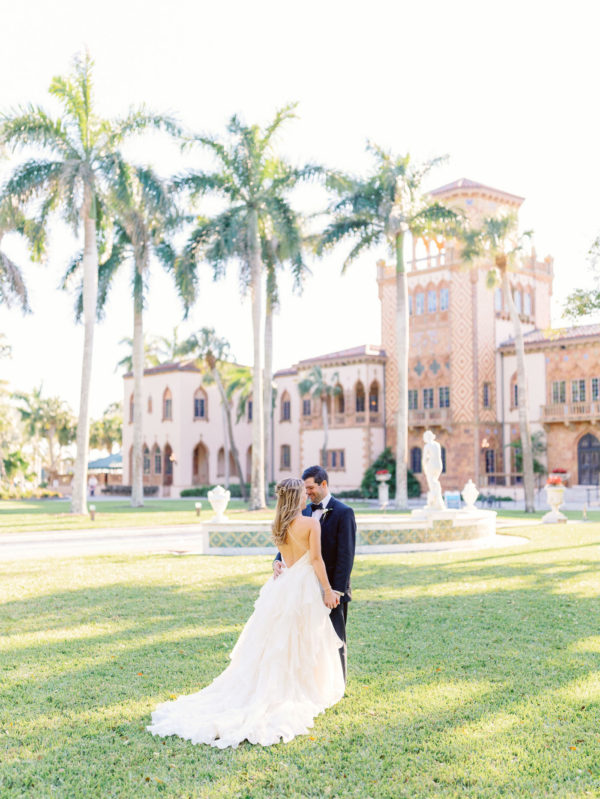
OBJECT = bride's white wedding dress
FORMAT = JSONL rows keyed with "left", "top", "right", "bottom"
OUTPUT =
{"left": 147, "top": 550, "right": 345, "bottom": 748}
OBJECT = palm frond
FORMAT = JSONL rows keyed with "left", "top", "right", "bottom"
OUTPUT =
{"left": 0, "top": 249, "right": 29, "bottom": 312}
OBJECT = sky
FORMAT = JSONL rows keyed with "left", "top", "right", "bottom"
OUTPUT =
{"left": 1, "top": 0, "right": 600, "bottom": 418}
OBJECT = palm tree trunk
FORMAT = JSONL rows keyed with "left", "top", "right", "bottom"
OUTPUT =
{"left": 70, "top": 188, "right": 98, "bottom": 514}
{"left": 211, "top": 364, "right": 247, "bottom": 500}
{"left": 394, "top": 231, "right": 409, "bottom": 509}
{"left": 502, "top": 268, "right": 535, "bottom": 512}
{"left": 264, "top": 294, "right": 273, "bottom": 494}
{"left": 321, "top": 395, "right": 329, "bottom": 468}
{"left": 131, "top": 268, "right": 144, "bottom": 507}
{"left": 248, "top": 210, "right": 266, "bottom": 509}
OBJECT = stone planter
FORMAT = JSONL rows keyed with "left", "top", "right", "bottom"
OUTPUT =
{"left": 376, "top": 473, "right": 390, "bottom": 510}
{"left": 542, "top": 485, "right": 567, "bottom": 524}
{"left": 207, "top": 485, "right": 231, "bottom": 523}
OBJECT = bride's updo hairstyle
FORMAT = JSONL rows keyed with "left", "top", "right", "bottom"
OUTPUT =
{"left": 272, "top": 478, "right": 304, "bottom": 545}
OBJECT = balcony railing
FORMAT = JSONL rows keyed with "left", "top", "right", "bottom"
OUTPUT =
{"left": 300, "top": 411, "right": 384, "bottom": 430}
{"left": 542, "top": 402, "right": 600, "bottom": 423}
{"left": 408, "top": 407, "right": 452, "bottom": 428}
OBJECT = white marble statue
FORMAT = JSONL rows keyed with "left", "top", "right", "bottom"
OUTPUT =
{"left": 423, "top": 430, "right": 445, "bottom": 511}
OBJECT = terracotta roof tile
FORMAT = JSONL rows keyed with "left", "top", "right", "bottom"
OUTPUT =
{"left": 499, "top": 323, "right": 600, "bottom": 349}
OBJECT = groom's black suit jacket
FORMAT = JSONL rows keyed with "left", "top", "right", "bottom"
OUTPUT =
{"left": 276, "top": 497, "right": 357, "bottom": 602}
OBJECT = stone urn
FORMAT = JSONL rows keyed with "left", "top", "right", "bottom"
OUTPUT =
{"left": 376, "top": 471, "right": 390, "bottom": 510}
{"left": 207, "top": 485, "right": 231, "bottom": 522}
{"left": 542, "top": 484, "right": 567, "bottom": 524}
{"left": 461, "top": 479, "right": 479, "bottom": 512}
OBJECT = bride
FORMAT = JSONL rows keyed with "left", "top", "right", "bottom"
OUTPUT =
{"left": 147, "top": 477, "right": 345, "bottom": 748}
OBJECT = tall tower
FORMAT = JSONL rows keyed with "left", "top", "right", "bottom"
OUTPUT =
{"left": 378, "top": 178, "right": 553, "bottom": 490}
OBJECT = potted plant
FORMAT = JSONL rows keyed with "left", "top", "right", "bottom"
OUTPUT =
{"left": 543, "top": 474, "right": 567, "bottom": 523}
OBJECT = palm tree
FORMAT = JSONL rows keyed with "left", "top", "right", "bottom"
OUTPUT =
{"left": 0, "top": 198, "right": 45, "bottom": 312}
{"left": 89, "top": 402, "right": 122, "bottom": 455}
{"left": 462, "top": 214, "right": 536, "bottom": 512}
{"left": 176, "top": 105, "right": 318, "bottom": 509}
{"left": 69, "top": 164, "right": 192, "bottom": 506}
{"left": 114, "top": 335, "right": 162, "bottom": 373}
{"left": 180, "top": 328, "right": 248, "bottom": 499}
{"left": 319, "top": 145, "right": 460, "bottom": 508}
{"left": 155, "top": 326, "right": 189, "bottom": 363}
{"left": 298, "top": 366, "right": 341, "bottom": 469}
{"left": 1, "top": 50, "right": 178, "bottom": 514}
{"left": 14, "top": 386, "right": 75, "bottom": 480}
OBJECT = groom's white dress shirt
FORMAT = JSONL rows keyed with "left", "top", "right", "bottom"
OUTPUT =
{"left": 311, "top": 493, "right": 331, "bottom": 522}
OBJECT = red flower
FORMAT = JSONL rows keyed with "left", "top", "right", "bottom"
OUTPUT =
{"left": 547, "top": 475, "right": 564, "bottom": 486}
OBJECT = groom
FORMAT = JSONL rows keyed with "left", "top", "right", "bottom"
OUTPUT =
{"left": 274, "top": 465, "right": 356, "bottom": 682}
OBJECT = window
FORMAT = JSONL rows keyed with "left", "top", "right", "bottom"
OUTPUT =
{"left": 483, "top": 382, "right": 491, "bottom": 409}
{"left": 572, "top": 379, "right": 586, "bottom": 402}
{"left": 165, "top": 448, "right": 173, "bottom": 477}
{"left": 334, "top": 387, "right": 345, "bottom": 414}
{"left": 154, "top": 446, "right": 162, "bottom": 475}
{"left": 143, "top": 446, "right": 151, "bottom": 475}
{"left": 440, "top": 287, "right": 449, "bottom": 311}
{"left": 355, "top": 382, "right": 366, "bottom": 413}
{"left": 441, "top": 446, "right": 447, "bottom": 473}
{"left": 281, "top": 445, "right": 291, "bottom": 470}
{"left": 592, "top": 377, "right": 599, "bottom": 401}
{"left": 438, "top": 386, "right": 450, "bottom": 408}
{"left": 524, "top": 292, "right": 532, "bottom": 317}
{"left": 423, "top": 388, "right": 434, "bottom": 409}
{"left": 409, "top": 295, "right": 413, "bottom": 316}
{"left": 281, "top": 392, "right": 291, "bottom": 421}
{"left": 514, "top": 289, "right": 522, "bottom": 314}
{"left": 147, "top": 396, "right": 152, "bottom": 414}
{"left": 163, "top": 388, "right": 172, "bottom": 420}
{"left": 408, "top": 389, "right": 418, "bottom": 410}
{"left": 494, "top": 288, "right": 503, "bottom": 312}
{"left": 369, "top": 382, "right": 379, "bottom": 413}
{"left": 194, "top": 397, "right": 205, "bottom": 418}
{"left": 513, "top": 383, "right": 518, "bottom": 407}
{"left": 415, "top": 292, "right": 425, "bottom": 315}
{"left": 410, "top": 447, "right": 422, "bottom": 473}
{"left": 247, "top": 400, "right": 253, "bottom": 421}
{"left": 485, "top": 449, "right": 496, "bottom": 474}
{"left": 427, "top": 290, "right": 437, "bottom": 313}
{"left": 302, "top": 398, "right": 311, "bottom": 416}
{"left": 324, "top": 449, "right": 345, "bottom": 470}
{"left": 129, "top": 394, "right": 134, "bottom": 423}
{"left": 552, "top": 380, "right": 566, "bottom": 404}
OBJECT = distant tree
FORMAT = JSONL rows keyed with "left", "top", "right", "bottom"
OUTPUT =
{"left": 462, "top": 214, "right": 536, "bottom": 512}
{"left": 14, "top": 386, "right": 75, "bottom": 478}
{"left": 298, "top": 366, "right": 341, "bottom": 469}
{"left": 115, "top": 336, "right": 162, "bottom": 374}
{"left": 319, "top": 145, "right": 460, "bottom": 509}
{"left": 89, "top": 402, "right": 122, "bottom": 455}
{"left": 564, "top": 236, "right": 600, "bottom": 318}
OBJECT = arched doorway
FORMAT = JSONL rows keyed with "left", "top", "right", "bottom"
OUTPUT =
{"left": 192, "top": 442, "right": 209, "bottom": 486}
{"left": 163, "top": 444, "right": 174, "bottom": 487}
{"left": 578, "top": 433, "right": 600, "bottom": 485}
{"left": 246, "top": 445, "right": 252, "bottom": 483}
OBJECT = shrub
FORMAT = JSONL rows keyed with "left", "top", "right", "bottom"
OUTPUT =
{"left": 101, "top": 485, "right": 159, "bottom": 496}
{"left": 361, "top": 448, "right": 421, "bottom": 499}
{"left": 336, "top": 489, "right": 365, "bottom": 499}
{"left": 180, "top": 483, "right": 276, "bottom": 499}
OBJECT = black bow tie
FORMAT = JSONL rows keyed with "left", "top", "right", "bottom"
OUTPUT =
{"left": 310, "top": 502, "right": 323, "bottom": 512}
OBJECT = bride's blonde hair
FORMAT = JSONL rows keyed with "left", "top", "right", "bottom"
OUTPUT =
{"left": 272, "top": 478, "right": 304, "bottom": 545}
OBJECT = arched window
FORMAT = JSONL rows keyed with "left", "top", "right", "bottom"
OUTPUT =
{"left": 334, "top": 385, "right": 345, "bottom": 414}
{"left": 143, "top": 445, "right": 151, "bottom": 475}
{"left": 524, "top": 291, "right": 532, "bottom": 317}
{"left": 441, "top": 446, "right": 447, "bottom": 473}
{"left": 153, "top": 444, "right": 162, "bottom": 475}
{"left": 217, "top": 446, "right": 225, "bottom": 476}
{"left": 513, "top": 289, "right": 522, "bottom": 314}
{"left": 355, "top": 381, "right": 366, "bottom": 413}
{"left": 147, "top": 396, "right": 153, "bottom": 414}
{"left": 247, "top": 397, "right": 253, "bottom": 422}
{"left": 246, "top": 445, "right": 252, "bottom": 482}
{"left": 163, "top": 387, "right": 173, "bottom": 420}
{"left": 281, "top": 391, "right": 291, "bottom": 421}
{"left": 194, "top": 387, "right": 208, "bottom": 420}
{"left": 129, "top": 393, "right": 134, "bottom": 423}
{"left": 369, "top": 381, "right": 379, "bottom": 413}
{"left": 410, "top": 447, "right": 422, "bottom": 474}
{"left": 494, "top": 288, "right": 503, "bottom": 312}
{"left": 164, "top": 444, "right": 174, "bottom": 486}
{"left": 281, "top": 444, "right": 291, "bottom": 470}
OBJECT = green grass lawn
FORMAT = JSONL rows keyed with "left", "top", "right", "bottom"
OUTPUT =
{"left": 1, "top": 524, "right": 600, "bottom": 797}
{"left": 0, "top": 498, "right": 597, "bottom": 535}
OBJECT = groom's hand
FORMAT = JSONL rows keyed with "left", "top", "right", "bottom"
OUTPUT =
{"left": 273, "top": 560, "right": 285, "bottom": 579}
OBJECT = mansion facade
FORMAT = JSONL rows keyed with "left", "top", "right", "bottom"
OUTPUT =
{"left": 122, "top": 179, "right": 600, "bottom": 496}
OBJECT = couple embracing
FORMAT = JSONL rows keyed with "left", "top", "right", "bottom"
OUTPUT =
{"left": 148, "top": 466, "right": 357, "bottom": 749}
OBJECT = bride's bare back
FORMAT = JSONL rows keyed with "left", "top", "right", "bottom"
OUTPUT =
{"left": 278, "top": 515, "right": 315, "bottom": 567}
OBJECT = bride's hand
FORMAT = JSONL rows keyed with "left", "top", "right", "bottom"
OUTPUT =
{"left": 323, "top": 588, "right": 338, "bottom": 609}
